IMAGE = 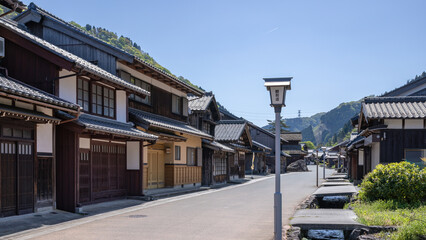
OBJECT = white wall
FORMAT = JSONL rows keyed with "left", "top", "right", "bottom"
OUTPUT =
{"left": 127, "top": 141, "right": 140, "bottom": 170}
{"left": 37, "top": 123, "right": 53, "bottom": 153}
{"left": 405, "top": 119, "right": 424, "bottom": 129}
{"left": 116, "top": 90, "right": 127, "bottom": 123}
{"left": 358, "top": 149, "right": 364, "bottom": 166}
{"left": 59, "top": 69, "right": 77, "bottom": 104}
{"left": 372, "top": 142, "right": 380, "bottom": 169}
{"left": 79, "top": 138, "right": 90, "bottom": 149}
{"left": 384, "top": 119, "right": 403, "bottom": 129}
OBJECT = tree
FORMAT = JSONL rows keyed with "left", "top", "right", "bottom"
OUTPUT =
{"left": 301, "top": 141, "right": 315, "bottom": 150}
{"left": 267, "top": 116, "right": 289, "bottom": 134}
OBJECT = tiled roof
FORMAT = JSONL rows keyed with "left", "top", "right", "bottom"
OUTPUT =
{"left": 0, "top": 73, "right": 79, "bottom": 110}
{"left": 202, "top": 139, "right": 234, "bottom": 153}
{"left": 347, "top": 134, "right": 365, "bottom": 150}
{"left": 280, "top": 151, "right": 292, "bottom": 158}
{"left": 214, "top": 120, "right": 247, "bottom": 141}
{"left": 284, "top": 149, "right": 307, "bottom": 155}
{"left": 362, "top": 96, "right": 426, "bottom": 119}
{"left": 78, "top": 114, "right": 157, "bottom": 141}
{"left": 382, "top": 76, "right": 426, "bottom": 97}
{"left": 129, "top": 108, "right": 213, "bottom": 139}
{"left": 252, "top": 140, "right": 272, "bottom": 152}
{"left": 218, "top": 103, "right": 240, "bottom": 120}
{"left": 0, "top": 18, "right": 150, "bottom": 97}
{"left": 19, "top": 3, "right": 203, "bottom": 96}
{"left": 0, "top": 104, "right": 61, "bottom": 123}
{"left": 227, "top": 142, "right": 251, "bottom": 152}
{"left": 188, "top": 92, "right": 214, "bottom": 111}
{"left": 280, "top": 132, "right": 302, "bottom": 141}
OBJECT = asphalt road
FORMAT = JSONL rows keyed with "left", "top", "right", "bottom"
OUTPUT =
{"left": 29, "top": 165, "right": 334, "bottom": 240}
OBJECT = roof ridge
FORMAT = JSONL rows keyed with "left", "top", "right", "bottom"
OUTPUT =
{"left": 364, "top": 96, "right": 426, "bottom": 103}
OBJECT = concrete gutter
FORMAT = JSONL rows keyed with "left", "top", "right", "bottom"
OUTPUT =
{"left": 290, "top": 209, "right": 366, "bottom": 231}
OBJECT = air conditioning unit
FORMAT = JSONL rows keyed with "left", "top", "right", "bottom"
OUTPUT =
{"left": 0, "top": 37, "right": 4, "bottom": 58}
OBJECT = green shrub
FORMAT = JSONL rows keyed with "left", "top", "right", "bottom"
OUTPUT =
{"left": 358, "top": 162, "right": 426, "bottom": 204}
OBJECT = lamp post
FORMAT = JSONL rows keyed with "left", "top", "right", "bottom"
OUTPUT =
{"left": 264, "top": 77, "right": 292, "bottom": 240}
{"left": 322, "top": 146, "right": 327, "bottom": 179}
{"left": 316, "top": 148, "right": 319, "bottom": 187}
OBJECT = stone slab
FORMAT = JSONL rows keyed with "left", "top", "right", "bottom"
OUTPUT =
{"left": 313, "top": 185, "right": 357, "bottom": 197}
{"left": 290, "top": 209, "right": 365, "bottom": 231}
{"left": 325, "top": 178, "right": 349, "bottom": 182}
{"left": 321, "top": 182, "right": 352, "bottom": 187}
{"left": 327, "top": 175, "right": 348, "bottom": 179}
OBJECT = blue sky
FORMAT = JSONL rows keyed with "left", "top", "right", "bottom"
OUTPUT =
{"left": 25, "top": 1, "right": 426, "bottom": 126}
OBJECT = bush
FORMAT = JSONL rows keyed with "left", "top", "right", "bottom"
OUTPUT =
{"left": 358, "top": 162, "right": 426, "bottom": 204}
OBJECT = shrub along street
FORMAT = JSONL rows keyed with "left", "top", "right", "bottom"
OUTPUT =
{"left": 347, "top": 162, "right": 426, "bottom": 240}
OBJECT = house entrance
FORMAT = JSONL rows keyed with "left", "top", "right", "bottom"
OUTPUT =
{"left": 0, "top": 141, "right": 34, "bottom": 217}
{"left": 148, "top": 150, "right": 165, "bottom": 189}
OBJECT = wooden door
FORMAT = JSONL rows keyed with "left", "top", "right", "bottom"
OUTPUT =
{"left": 0, "top": 141, "right": 34, "bottom": 217}
{"left": 78, "top": 150, "right": 90, "bottom": 203}
{"left": 17, "top": 142, "right": 34, "bottom": 215}
{"left": 36, "top": 157, "right": 53, "bottom": 208}
{"left": 148, "top": 151, "right": 165, "bottom": 189}
{"left": 1, "top": 142, "right": 17, "bottom": 217}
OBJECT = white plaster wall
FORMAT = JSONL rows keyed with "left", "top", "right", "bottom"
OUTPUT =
{"left": 358, "top": 149, "right": 364, "bottom": 166}
{"left": 117, "top": 62, "right": 186, "bottom": 97}
{"left": 37, "top": 123, "right": 53, "bottom": 153}
{"left": 127, "top": 141, "right": 140, "bottom": 170}
{"left": 116, "top": 90, "right": 127, "bottom": 123}
{"left": 384, "top": 119, "right": 403, "bottom": 129}
{"left": 79, "top": 138, "right": 90, "bottom": 149}
{"left": 372, "top": 142, "right": 380, "bottom": 169}
{"left": 59, "top": 69, "right": 77, "bottom": 104}
{"left": 405, "top": 119, "right": 424, "bottom": 129}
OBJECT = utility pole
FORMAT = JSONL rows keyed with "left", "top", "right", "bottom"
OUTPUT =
{"left": 298, "top": 110, "right": 301, "bottom": 118}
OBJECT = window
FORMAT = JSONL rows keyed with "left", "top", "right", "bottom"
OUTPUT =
{"left": 172, "top": 94, "right": 181, "bottom": 115}
{"left": 77, "top": 79, "right": 116, "bottom": 118}
{"left": 175, "top": 146, "right": 181, "bottom": 160}
{"left": 2, "top": 127, "right": 33, "bottom": 139}
{"left": 91, "top": 83, "right": 115, "bottom": 118}
{"left": 77, "top": 78, "right": 90, "bottom": 111}
{"left": 130, "top": 77, "right": 151, "bottom": 105}
{"left": 213, "top": 156, "right": 226, "bottom": 176}
{"left": 405, "top": 149, "right": 426, "bottom": 168}
{"left": 187, "top": 147, "right": 196, "bottom": 166}
{"left": 202, "top": 122, "right": 210, "bottom": 134}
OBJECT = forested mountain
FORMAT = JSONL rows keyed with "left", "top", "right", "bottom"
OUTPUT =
{"left": 68, "top": 21, "right": 202, "bottom": 90}
{"left": 264, "top": 100, "right": 361, "bottom": 146}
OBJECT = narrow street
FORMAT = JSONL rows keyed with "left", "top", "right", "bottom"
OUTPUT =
{"left": 15, "top": 166, "right": 333, "bottom": 240}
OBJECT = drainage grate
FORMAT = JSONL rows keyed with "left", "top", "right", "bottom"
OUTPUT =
{"left": 128, "top": 215, "right": 147, "bottom": 218}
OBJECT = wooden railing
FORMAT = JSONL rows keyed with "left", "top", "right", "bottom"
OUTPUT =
{"left": 165, "top": 165, "right": 202, "bottom": 187}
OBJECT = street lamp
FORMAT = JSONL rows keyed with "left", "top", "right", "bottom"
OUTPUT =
{"left": 264, "top": 77, "right": 292, "bottom": 240}
{"left": 322, "top": 146, "right": 327, "bottom": 179}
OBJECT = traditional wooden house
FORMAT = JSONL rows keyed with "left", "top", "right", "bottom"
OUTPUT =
{"left": 0, "top": 18, "right": 158, "bottom": 213}
{"left": 214, "top": 120, "right": 252, "bottom": 180}
{"left": 357, "top": 96, "right": 426, "bottom": 169}
{"left": 382, "top": 75, "right": 426, "bottom": 97}
{"left": 187, "top": 92, "right": 234, "bottom": 186}
{"left": 280, "top": 132, "right": 306, "bottom": 166}
{"left": 0, "top": 70, "right": 79, "bottom": 217}
{"left": 16, "top": 3, "right": 212, "bottom": 192}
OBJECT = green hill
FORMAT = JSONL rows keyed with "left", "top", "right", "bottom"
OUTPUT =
{"left": 264, "top": 100, "right": 361, "bottom": 146}
{"left": 68, "top": 21, "right": 202, "bottom": 91}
